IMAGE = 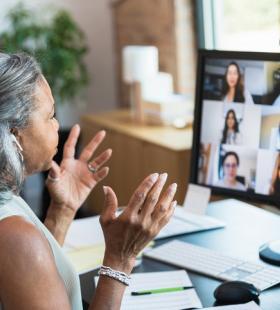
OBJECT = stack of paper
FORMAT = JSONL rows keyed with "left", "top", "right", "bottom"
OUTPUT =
{"left": 63, "top": 216, "right": 104, "bottom": 274}
{"left": 95, "top": 270, "right": 202, "bottom": 310}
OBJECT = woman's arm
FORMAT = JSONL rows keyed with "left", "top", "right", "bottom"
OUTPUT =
{"left": 0, "top": 173, "right": 176, "bottom": 310}
{"left": 90, "top": 256, "right": 134, "bottom": 309}
{"left": 89, "top": 173, "right": 177, "bottom": 310}
{"left": 44, "top": 201, "right": 75, "bottom": 245}
{"left": 0, "top": 216, "right": 72, "bottom": 310}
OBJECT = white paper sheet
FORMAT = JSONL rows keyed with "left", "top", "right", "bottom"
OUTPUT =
{"left": 95, "top": 270, "right": 202, "bottom": 310}
{"left": 156, "top": 206, "right": 225, "bottom": 239}
{"left": 183, "top": 183, "right": 211, "bottom": 215}
{"left": 64, "top": 215, "right": 104, "bottom": 248}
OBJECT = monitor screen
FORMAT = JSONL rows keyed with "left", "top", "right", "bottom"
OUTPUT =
{"left": 191, "top": 50, "right": 280, "bottom": 206}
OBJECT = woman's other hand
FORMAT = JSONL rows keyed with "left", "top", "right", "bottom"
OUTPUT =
{"left": 100, "top": 173, "right": 177, "bottom": 273}
{"left": 46, "top": 124, "right": 112, "bottom": 215}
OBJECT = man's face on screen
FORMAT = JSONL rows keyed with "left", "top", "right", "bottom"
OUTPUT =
{"left": 223, "top": 155, "right": 238, "bottom": 182}
{"left": 226, "top": 65, "right": 239, "bottom": 88}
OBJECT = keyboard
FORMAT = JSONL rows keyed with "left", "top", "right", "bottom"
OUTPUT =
{"left": 144, "top": 240, "right": 280, "bottom": 291}
{"left": 155, "top": 207, "right": 225, "bottom": 240}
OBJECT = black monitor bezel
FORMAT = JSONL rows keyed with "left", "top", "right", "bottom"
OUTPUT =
{"left": 190, "top": 49, "right": 280, "bottom": 207}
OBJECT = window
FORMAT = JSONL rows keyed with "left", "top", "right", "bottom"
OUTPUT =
{"left": 197, "top": 0, "right": 280, "bottom": 52}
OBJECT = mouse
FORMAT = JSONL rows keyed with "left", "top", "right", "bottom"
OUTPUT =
{"left": 214, "top": 281, "right": 261, "bottom": 305}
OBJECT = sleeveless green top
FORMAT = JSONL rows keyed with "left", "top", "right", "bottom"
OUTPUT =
{"left": 0, "top": 195, "right": 83, "bottom": 310}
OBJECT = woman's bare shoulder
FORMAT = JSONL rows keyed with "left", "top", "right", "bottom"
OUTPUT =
{"left": 0, "top": 216, "right": 71, "bottom": 309}
{"left": 0, "top": 216, "right": 52, "bottom": 274}
{"left": 0, "top": 215, "right": 46, "bottom": 248}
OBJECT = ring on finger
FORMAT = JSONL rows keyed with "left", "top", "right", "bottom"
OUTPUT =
{"left": 88, "top": 163, "right": 98, "bottom": 173}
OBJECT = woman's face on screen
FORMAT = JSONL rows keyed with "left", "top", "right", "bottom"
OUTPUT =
{"left": 226, "top": 112, "right": 235, "bottom": 129}
{"left": 223, "top": 155, "right": 238, "bottom": 182}
{"left": 226, "top": 64, "right": 239, "bottom": 88}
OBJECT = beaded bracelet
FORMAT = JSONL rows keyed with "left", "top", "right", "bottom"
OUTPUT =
{"left": 98, "top": 265, "right": 131, "bottom": 286}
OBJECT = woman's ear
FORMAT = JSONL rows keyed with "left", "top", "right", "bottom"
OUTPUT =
{"left": 10, "top": 127, "right": 18, "bottom": 137}
{"left": 10, "top": 128, "right": 23, "bottom": 151}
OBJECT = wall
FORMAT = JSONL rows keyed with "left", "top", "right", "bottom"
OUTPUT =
{"left": 0, "top": 0, "right": 118, "bottom": 128}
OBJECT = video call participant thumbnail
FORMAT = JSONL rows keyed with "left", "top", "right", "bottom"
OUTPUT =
{"left": 215, "top": 151, "right": 247, "bottom": 191}
{"left": 222, "top": 62, "right": 254, "bottom": 105}
{"left": 221, "top": 109, "right": 242, "bottom": 145}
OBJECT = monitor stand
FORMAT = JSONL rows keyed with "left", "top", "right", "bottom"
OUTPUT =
{"left": 259, "top": 240, "right": 280, "bottom": 266}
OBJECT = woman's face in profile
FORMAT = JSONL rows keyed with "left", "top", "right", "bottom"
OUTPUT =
{"left": 223, "top": 155, "right": 238, "bottom": 182}
{"left": 226, "top": 112, "right": 235, "bottom": 129}
{"left": 18, "top": 77, "right": 60, "bottom": 175}
{"left": 226, "top": 64, "right": 239, "bottom": 88}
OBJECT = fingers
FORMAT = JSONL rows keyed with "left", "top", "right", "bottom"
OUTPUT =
{"left": 46, "top": 161, "right": 61, "bottom": 185}
{"left": 100, "top": 186, "right": 118, "bottom": 224}
{"left": 87, "top": 149, "right": 112, "bottom": 172}
{"left": 93, "top": 167, "right": 110, "bottom": 183}
{"left": 151, "top": 183, "right": 177, "bottom": 222}
{"left": 63, "top": 124, "right": 81, "bottom": 159}
{"left": 157, "top": 200, "right": 177, "bottom": 230}
{"left": 140, "top": 173, "right": 168, "bottom": 217}
{"left": 127, "top": 173, "right": 159, "bottom": 214}
{"left": 49, "top": 160, "right": 61, "bottom": 178}
{"left": 79, "top": 130, "right": 106, "bottom": 162}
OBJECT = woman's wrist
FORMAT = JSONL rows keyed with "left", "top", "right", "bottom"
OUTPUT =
{"left": 48, "top": 200, "right": 76, "bottom": 220}
{"left": 103, "top": 252, "right": 135, "bottom": 275}
{"left": 44, "top": 201, "right": 75, "bottom": 245}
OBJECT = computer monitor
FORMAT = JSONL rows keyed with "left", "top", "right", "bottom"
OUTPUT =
{"left": 191, "top": 50, "right": 280, "bottom": 208}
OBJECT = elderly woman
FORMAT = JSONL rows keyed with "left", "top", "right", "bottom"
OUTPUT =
{"left": 0, "top": 53, "right": 177, "bottom": 309}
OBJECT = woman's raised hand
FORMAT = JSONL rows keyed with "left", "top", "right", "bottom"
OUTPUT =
{"left": 100, "top": 173, "right": 177, "bottom": 273}
{"left": 46, "top": 125, "right": 112, "bottom": 214}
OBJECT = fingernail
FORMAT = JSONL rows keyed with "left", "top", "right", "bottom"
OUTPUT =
{"left": 103, "top": 186, "right": 108, "bottom": 194}
{"left": 171, "top": 183, "right": 177, "bottom": 191}
{"left": 160, "top": 173, "right": 168, "bottom": 182}
{"left": 151, "top": 173, "right": 159, "bottom": 182}
{"left": 172, "top": 200, "right": 177, "bottom": 208}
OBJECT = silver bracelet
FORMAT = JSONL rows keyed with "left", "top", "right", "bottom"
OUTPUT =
{"left": 98, "top": 265, "right": 130, "bottom": 286}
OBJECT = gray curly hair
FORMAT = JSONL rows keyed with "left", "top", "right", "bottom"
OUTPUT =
{"left": 0, "top": 52, "right": 42, "bottom": 203}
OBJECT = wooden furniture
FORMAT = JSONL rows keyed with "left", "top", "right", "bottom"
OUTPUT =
{"left": 80, "top": 199, "right": 280, "bottom": 309}
{"left": 112, "top": 0, "right": 197, "bottom": 106}
{"left": 80, "top": 109, "right": 192, "bottom": 214}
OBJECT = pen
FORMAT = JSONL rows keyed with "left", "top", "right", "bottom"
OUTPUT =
{"left": 131, "top": 286, "right": 194, "bottom": 296}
